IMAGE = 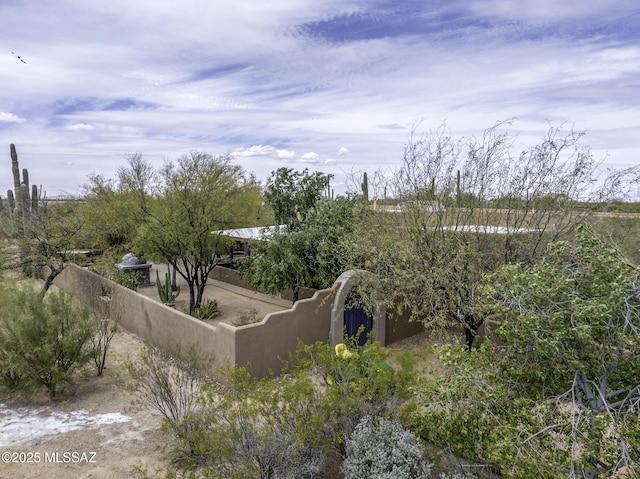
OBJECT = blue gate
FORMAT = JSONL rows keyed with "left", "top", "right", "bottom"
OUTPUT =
{"left": 344, "top": 292, "right": 373, "bottom": 347}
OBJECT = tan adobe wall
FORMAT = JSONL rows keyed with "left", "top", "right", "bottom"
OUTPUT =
{"left": 54, "top": 265, "right": 431, "bottom": 379}
{"left": 233, "top": 288, "right": 336, "bottom": 377}
{"left": 385, "top": 307, "right": 427, "bottom": 344}
{"left": 53, "top": 264, "right": 235, "bottom": 376}
{"left": 209, "top": 265, "right": 253, "bottom": 289}
{"left": 54, "top": 264, "right": 337, "bottom": 378}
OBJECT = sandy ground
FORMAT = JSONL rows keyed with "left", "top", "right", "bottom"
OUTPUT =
{"left": 137, "top": 278, "right": 290, "bottom": 326}
{"left": 0, "top": 330, "right": 166, "bottom": 479}
{"left": 0, "top": 276, "right": 291, "bottom": 479}
{"left": 0, "top": 272, "right": 439, "bottom": 479}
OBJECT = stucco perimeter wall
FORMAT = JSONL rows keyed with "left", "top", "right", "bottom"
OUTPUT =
{"left": 210, "top": 265, "right": 252, "bottom": 289}
{"left": 53, "top": 264, "right": 236, "bottom": 375}
{"left": 385, "top": 307, "right": 427, "bottom": 344}
{"left": 210, "top": 266, "right": 317, "bottom": 301}
{"left": 234, "top": 288, "right": 336, "bottom": 377}
{"left": 54, "top": 265, "right": 431, "bottom": 379}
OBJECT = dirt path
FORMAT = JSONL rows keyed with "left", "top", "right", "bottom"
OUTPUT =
{"left": 0, "top": 275, "right": 290, "bottom": 479}
{"left": 0, "top": 327, "right": 448, "bottom": 479}
{"left": 0, "top": 330, "right": 166, "bottom": 479}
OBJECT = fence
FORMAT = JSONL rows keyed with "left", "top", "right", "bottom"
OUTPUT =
{"left": 53, "top": 264, "right": 336, "bottom": 377}
{"left": 54, "top": 264, "right": 506, "bottom": 379}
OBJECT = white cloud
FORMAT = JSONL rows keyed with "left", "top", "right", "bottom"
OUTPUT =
{"left": 277, "top": 149, "right": 295, "bottom": 160}
{"left": 233, "top": 145, "right": 296, "bottom": 160}
{"left": 234, "top": 145, "right": 277, "bottom": 157}
{"left": 66, "top": 123, "right": 96, "bottom": 132}
{"left": 0, "top": 112, "right": 25, "bottom": 123}
{"left": 299, "top": 152, "right": 320, "bottom": 163}
{"left": 337, "top": 147, "right": 349, "bottom": 156}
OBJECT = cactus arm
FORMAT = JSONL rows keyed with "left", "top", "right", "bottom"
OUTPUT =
{"left": 31, "top": 185, "right": 38, "bottom": 212}
{"left": 10, "top": 144, "right": 20, "bottom": 195}
{"left": 362, "top": 172, "right": 369, "bottom": 202}
{"left": 19, "top": 183, "right": 29, "bottom": 215}
{"left": 23, "top": 168, "right": 29, "bottom": 191}
{"left": 156, "top": 268, "right": 180, "bottom": 304}
{"left": 7, "top": 190, "right": 16, "bottom": 211}
{"left": 156, "top": 269, "right": 168, "bottom": 303}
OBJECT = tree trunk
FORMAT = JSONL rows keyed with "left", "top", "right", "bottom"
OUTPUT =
{"left": 187, "top": 281, "right": 196, "bottom": 314}
{"left": 195, "top": 281, "right": 207, "bottom": 312}
{"left": 42, "top": 265, "right": 63, "bottom": 293}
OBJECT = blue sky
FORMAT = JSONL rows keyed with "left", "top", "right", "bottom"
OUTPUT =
{"left": 1, "top": 0, "right": 639, "bottom": 197}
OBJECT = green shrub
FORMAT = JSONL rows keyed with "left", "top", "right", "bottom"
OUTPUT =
{"left": 0, "top": 280, "right": 96, "bottom": 397}
{"left": 109, "top": 268, "right": 140, "bottom": 291}
{"left": 342, "top": 414, "right": 432, "bottom": 479}
{"left": 192, "top": 298, "right": 219, "bottom": 320}
{"left": 297, "top": 339, "right": 408, "bottom": 454}
{"left": 129, "top": 340, "right": 416, "bottom": 478}
{"left": 403, "top": 341, "right": 640, "bottom": 478}
{"left": 184, "top": 366, "right": 327, "bottom": 478}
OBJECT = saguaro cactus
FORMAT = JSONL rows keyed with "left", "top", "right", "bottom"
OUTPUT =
{"left": 156, "top": 268, "right": 180, "bottom": 305}
{"left": 361, "top": 172, "right": 369, "bottom": 202}
{"left": 11, "top": 144, "right": 20, "bottom": 197}
{"left": 5, "top": 144, "right": 40, "bottom": 215}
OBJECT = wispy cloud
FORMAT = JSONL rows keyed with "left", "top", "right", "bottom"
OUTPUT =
{"left": 65, "top": 123, "right": 96, "bottom": 132}
{"left": 0, "top": 0, "right": 638, "bottom": 195}
{"left": 0, "top": 112, "right": 26, "bottom": 123}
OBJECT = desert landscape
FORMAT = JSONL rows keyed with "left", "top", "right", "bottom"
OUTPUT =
{"left": 0, "top": 329, "right": 165, "bottom": 479}
{"left": 0, "top": 278, "right": 292, "bottom": 479}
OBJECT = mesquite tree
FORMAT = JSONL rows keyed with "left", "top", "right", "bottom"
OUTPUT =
{"left": 485, "top": 227, "right": 640, "bottom": 407}
{"left": 133, "top": 151, "right": 261, "bottom": 313}
{"left": 475, "top": 227, "right": 640, "bottom": 477}
{"left": 355, "top": 122, "right": 640, "bottom": 347}
{"left": 264, "top": 167, "right": 333, "bottom": 231}
{"left": 239, "top": 196, "right": 362, "bottom": 303}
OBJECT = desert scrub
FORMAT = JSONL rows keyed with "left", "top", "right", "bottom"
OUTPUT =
{"left": 0, "top": 279, "right": 96, "bottom": 397}
{"left": 342, "top": 414, "right": 432, "bottom": 479}
{"left": 192, "top": 298, "right": 219, "bottom": 320}
{"left": 169, "top": 365, "right": 328, "bottom": 478}
{"left": 109, "top": 268, "right": 140, "bottom": 291}
{"left": 231, "top": 307, "right": 260, "bottom": 326}
{"left": 126, "top": 344, "right": 209, "bottom": 437}
{"left": 294, "top": 339, "right": 417, "bottom": 458}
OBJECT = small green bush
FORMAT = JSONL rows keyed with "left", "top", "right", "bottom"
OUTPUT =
{"left": 192, "top": 298, "right": 219, "bottom": 320}
{"left": 342, "top": 414, "right": 432, "bottom": 479}
{"left": 297, "top": 339, "right": 409, "bottom": 454}
{"left": 0, "top": 280, "right": 96, "bottom": 397}
{"left": 109, "top": 268, "right": 140, "bottom": 291}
